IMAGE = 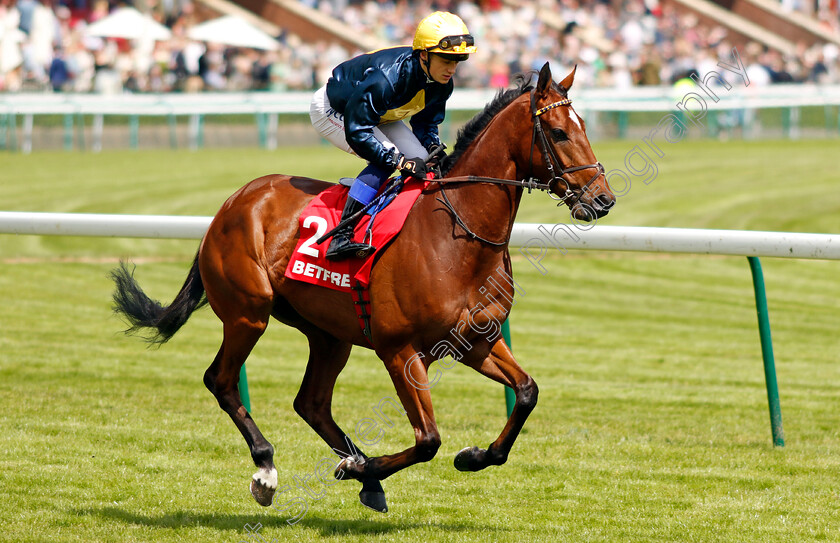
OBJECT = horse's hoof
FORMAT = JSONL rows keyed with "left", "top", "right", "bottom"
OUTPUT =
{"left": 250, "top": 467, "right": 277, "bottom": 506}
{"left": 454, "top": 446, "right": 486, "bottom": 472}
{"left": 334, "top": 454, "right": 365, "bottom": 481}
{"left": 359, "top": 490, "right": 388, "bottom": 513}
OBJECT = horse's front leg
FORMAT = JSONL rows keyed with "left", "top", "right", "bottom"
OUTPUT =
{"left": 454, "top": 337, "right": 538, "bottom": 471}
{"left": 335, "top": 345, "right": 441, "bottom": 482}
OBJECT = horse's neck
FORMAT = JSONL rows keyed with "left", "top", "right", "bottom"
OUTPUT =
{"left": 440, "top": 146, "right": 523, "bottom": 246}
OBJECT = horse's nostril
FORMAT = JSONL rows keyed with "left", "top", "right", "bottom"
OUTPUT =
{"left": 594, "top": 194, "right": 615, "bottom": 210}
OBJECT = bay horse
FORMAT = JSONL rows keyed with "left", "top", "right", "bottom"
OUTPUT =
{"left": 111, "top": 63, "right": 615, "bottom": 513}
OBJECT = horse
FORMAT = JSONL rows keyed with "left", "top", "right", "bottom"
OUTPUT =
{"left": 111, "top": 63, "right": 615, "bottom": 514}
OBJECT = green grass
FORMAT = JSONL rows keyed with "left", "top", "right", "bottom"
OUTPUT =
{"left": 1, "top": 141, "right": 839, "bottom": 542}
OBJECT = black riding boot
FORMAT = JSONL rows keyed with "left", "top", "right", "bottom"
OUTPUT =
{"left": 325, "top": 196, "right": 376, "bottom": 260}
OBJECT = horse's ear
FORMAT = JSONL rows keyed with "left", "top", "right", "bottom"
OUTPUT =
{"left": 559, "top": 65, "right": 577, "bottom": 93}
{"left": 536, "top": 62, "right": 552, "bottom": 96}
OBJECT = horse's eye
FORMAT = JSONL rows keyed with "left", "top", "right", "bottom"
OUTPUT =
{"left": 551, "top": 128, "right": 568, "bottom": 142}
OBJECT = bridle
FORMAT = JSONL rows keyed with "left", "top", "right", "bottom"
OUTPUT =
{"left": 432, "top": 87, "right": 606, "bottom": 245}
{"left": 526, "top": 88, "right": 604, "bottom": 209}
{"left": 437, "top": 88, "right": 605, "bottom": 203}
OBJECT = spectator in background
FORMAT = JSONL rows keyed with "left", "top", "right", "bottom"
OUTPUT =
{"left": 251, "top": 49, "right": 272, "bottom": 90}
{"left": 1, "top": 0, "right": 24, "bottom": 90}
{"left": 636, "top": 45, "right": 662, "bottom": 85}
{"left": 48, "top": 43, "right": 70, "bottom": 90}
{"left": 1, "top": 0, "right": 838, "bottom": 93}
{"left": 16, "top": 0, "right": 35, "bottom": 34}
{"left": 487, "top": 54, "right": 510, "bottom": 88}
{"left": 744, "top": 42, "right": 773, "bottom": 86}
{"left": 27, "top": 0, "right": 57, "bottom": 71}
{"left": 66, "top": 38, "right": 94, "bottom": 92}
{"left": 146, "top": 61, "right": 167, "bottom": 91}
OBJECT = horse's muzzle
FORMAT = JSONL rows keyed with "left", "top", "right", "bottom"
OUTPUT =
{"left": 591, "top": 193, "right": 616, "bottom": 216}
{"left": 571, "top": 192, "right": 615, "bottom": 221}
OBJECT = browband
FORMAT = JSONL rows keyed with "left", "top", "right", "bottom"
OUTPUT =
{"left": 534, "top": 98, "right": 572, "bottom": 117}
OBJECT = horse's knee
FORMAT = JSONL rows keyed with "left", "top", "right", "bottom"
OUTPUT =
{"left": 415, "top": 431, "right": 441, "bottom": 462}
{"left": 517, "top": 377, "right": 538, "bottom": 413}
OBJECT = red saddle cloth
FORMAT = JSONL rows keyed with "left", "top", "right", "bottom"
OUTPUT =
{"left": 284, "top": 177, "right": 429, "bottom": 292}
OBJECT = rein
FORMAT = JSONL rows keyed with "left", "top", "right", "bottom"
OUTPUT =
{"left": 435, "top": 89, "right": 604, "bottom": 245}
{"left": 432, "top": 176, "right": 550, "bottom": 246}
{"left": 434, "top": 175, "right": 550, "bottom": 191}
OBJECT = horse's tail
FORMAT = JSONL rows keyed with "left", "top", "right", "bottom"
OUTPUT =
{"left": 111, "top": 252, "right": 208, "bottom": 345}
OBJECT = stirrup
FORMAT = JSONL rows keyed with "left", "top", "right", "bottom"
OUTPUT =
{"left": 325, "top": 232, "right": 375, "bottom": 261}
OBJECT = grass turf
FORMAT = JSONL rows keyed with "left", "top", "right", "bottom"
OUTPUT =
{"left": 0, "top": 140, "right": 839, "bottom": 542}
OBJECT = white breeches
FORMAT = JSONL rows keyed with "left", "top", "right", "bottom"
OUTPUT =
{"left": 309, "top": 85, "right": 429, "bottom": 161}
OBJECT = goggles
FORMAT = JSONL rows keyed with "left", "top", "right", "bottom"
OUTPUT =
{"left": 434, "top": 34, "right": 474, "bottom": 52}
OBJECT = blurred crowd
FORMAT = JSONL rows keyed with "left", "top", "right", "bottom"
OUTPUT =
{"left": 0, "top": 0, "right": 839, "bottom": 93}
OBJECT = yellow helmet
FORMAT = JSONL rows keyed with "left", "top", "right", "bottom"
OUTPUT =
{"left": 412, "top": 11, "right": 476, "bottom": 58}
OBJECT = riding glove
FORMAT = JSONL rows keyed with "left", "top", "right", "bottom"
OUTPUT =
{"left": 393, "top": 153, "right": 429, "bottom": 179}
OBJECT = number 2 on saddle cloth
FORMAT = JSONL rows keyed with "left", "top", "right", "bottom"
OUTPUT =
{"left": 284, "top": 174, "right": 433, "bottom": 345}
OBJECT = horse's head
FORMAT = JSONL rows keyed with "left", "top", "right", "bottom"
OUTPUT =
{"left": 519, "top": 63, "right": 615, "bottom": 221}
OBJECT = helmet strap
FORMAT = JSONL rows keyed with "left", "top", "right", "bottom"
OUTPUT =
{"left": 420, "top": 51, "right": 434, "bottom": 84}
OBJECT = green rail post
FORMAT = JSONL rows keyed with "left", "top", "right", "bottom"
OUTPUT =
{"left": 168, "top": 114, "right": 178, "bottom": 149}
{"left": 9, "top": 113, "right": 17, "bottom": 151}
{"left": 197, "top": 114, "right": 205, "bottom": 148}
{"left": 502, "top": 320, "right": 515, "bottom": 417}
{"left": 747, "top": 256, "right": 784, "bottom": 447}
{"left": 239, "top": 364, "right": 251, "bottom": 413}
{"left": 782, "top": 107, "right": 792, "bottom": 139}
{"left": 617, "top": 111, "right": 628, "bottom": 139}
{"left": 76, "top": 113, "right": 85, "bottom": 151}
{"left": 129, "top": 115, "right": 139, "bottom": 149}
{"left": 0, "top": 112, "right": 7, "bottom": 149}
{"left": 256, "top": 113, "right": 267, "bottom": 149}
{"left": 63, "top": 113, "right": 74, "bottom": 150}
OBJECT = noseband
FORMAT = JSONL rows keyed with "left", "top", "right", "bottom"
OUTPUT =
{"left": 528, "top": 89, "right": 604, "bottom": 208}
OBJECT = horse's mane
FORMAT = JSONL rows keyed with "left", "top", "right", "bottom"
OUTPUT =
{"left": 439, "top": 71, "right": 566, "bottom": 176}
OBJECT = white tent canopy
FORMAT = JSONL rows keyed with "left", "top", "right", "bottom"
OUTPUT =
{"left": 187, "top": 15, "right": 279, "bottom": 51}
{"left": 85, "top": 7, "right": 172, "bottom": 41}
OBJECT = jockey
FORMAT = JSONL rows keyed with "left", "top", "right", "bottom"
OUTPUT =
{"left": 309, "top": 11, "right": 476, "bottom": 260}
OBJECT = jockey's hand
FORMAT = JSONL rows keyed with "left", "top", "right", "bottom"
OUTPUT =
{"left": 426, "top": 142, "right": 448, "bottom": 163}
{"left": 395, "top": 154, "right": 429, "bottom": 179}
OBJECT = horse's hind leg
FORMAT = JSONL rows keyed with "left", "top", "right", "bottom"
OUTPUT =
{"left": 292, "top": 326, "right": 388, "bottom": 512}
{"left": 454, "top": 337, "right": 538, "bottom": 471}
{"left": 204, "top": 313, "right": 277, "bottom": 506}
{"left": 200, "top": 252, "right": 277, "bottom": 506}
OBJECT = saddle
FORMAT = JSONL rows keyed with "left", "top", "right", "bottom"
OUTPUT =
{"left": 283, "top": 175, "right": 429, "bottom": 346}
{"left": 284, "top": 175, "right": 429, "bottom": 293}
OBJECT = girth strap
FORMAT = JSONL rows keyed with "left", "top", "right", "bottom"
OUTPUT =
{"left": 351, "top": 281, "right": 373, "bottom": 347}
